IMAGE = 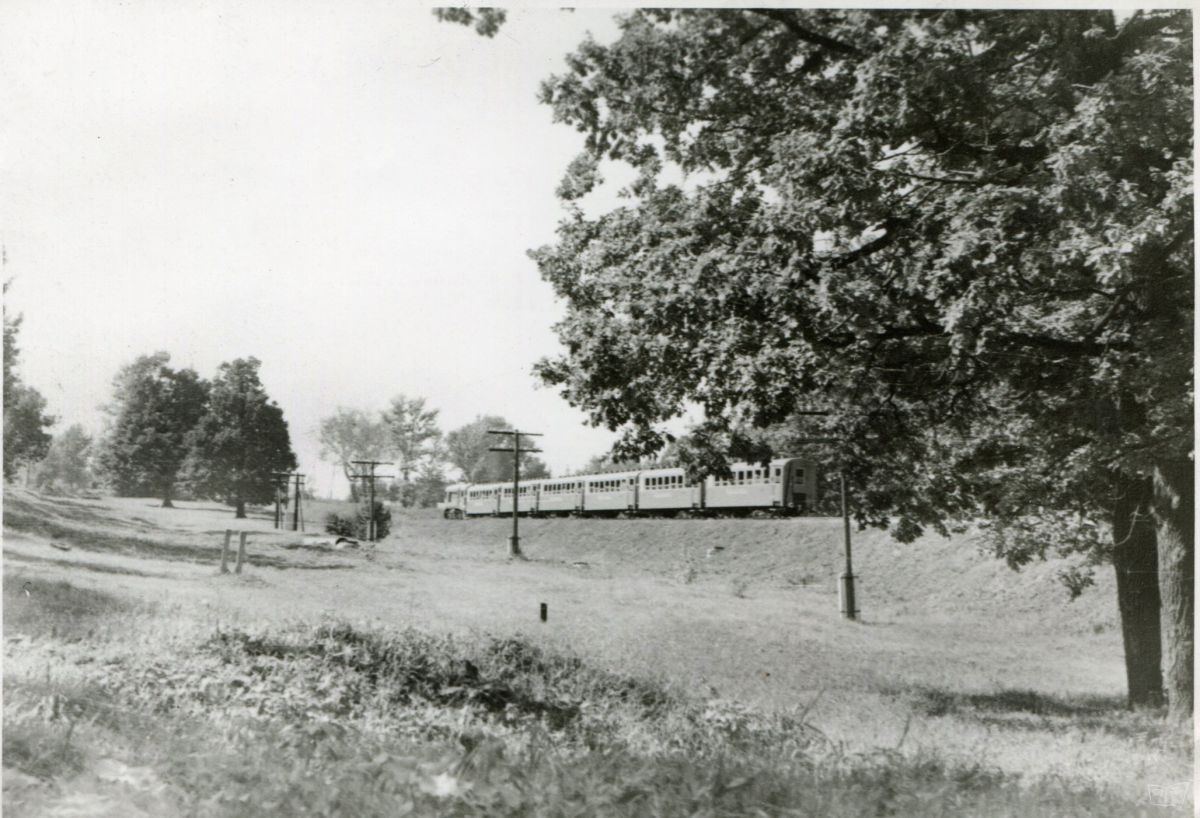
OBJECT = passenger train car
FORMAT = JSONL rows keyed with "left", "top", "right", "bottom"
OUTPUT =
{"left": 437, "top": 458, "right": 816, "bottom": 519}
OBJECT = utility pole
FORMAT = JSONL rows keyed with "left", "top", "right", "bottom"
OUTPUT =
{"left": 349, "top": 460, "right": 394, "bottom": 542}
{"left": 290, "top": 474, "right": 306, "bottom": 532}
{"left": 487, "top": 428, "right": 543, "bottom": 558}
{"left": 794, "top": 411, "right": 857, "bottom": 621}
{"left": 271, "top": 472, "right": 292, "bottom": 529}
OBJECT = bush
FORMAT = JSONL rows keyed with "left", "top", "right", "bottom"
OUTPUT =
{"left": 324, "top": 512, "right": 357, "bottom": 538}
{"left": 324, "top": 503, "right": 391, "bottom": 540}
{"left": 357, "top": 501, "right": 391, "bottom": 539}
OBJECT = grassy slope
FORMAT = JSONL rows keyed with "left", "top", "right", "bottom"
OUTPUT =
{"left": 2, "top": 489, "right": 1190, "bottom": 816}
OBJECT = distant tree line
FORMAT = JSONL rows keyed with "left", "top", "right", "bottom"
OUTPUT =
{"left": 3, "top": 282, "right": 53, "bottom": 481}
{"left": 317, "top": 406, "right": 551, "bottom": 508}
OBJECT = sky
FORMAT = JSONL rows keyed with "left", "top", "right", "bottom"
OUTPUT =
{"left": 1, "top": 3, "right": 640, "bottom": 497}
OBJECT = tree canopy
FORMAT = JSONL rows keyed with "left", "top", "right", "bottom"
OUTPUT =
{"left": 445, "top": 415, "right": 550, "bottom": 483}
{"left": 182, "top": 357, "right": 297, "bottom": 517}
{"left": 3, "top": 290, "right": 53, "bottom": 480}
{"left": 384, "top": 394, "right": 442, "bottom": 484}
{"left": 34, "top": 424, "right": 94, "bottom": 494}
{"left": 98, "top": 352, "right": 209, "bottom": 506}
{"left": 317, "top": 407, "right": 393, "bottom": 500}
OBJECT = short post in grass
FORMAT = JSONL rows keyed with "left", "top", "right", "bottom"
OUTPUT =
{"left": 235, "top": 531, "right": 248, "bottom": 574}
{"left": 220, "top": 530, "right": 232, "bottom": 574}
{"left": 540, "top": 602, "right": 548, "bottom": 622}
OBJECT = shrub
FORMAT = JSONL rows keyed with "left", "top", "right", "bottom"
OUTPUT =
{"left": 324, "top": 513, "right": 357, "bottom": 538}
{"left": 357, "top": 501, "right": 391, "bottom": 540}
{"left": 325, "top": 503, "right": 392, "bottom": 540}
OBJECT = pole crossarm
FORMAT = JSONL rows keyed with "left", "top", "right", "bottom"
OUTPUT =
{"left": 348, "top": 460, "right": 392, "bottom": 542}
{"left": 485, "top": 428, "right": 544, "bottom": 558}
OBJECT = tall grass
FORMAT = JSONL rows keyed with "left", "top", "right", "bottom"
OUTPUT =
{"left": 3, "top": 576, "right": 1181, "bottom": 817}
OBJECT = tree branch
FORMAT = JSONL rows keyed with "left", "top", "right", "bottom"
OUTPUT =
{"left": 752, "top": 9, "right": 863, "bottom": 57}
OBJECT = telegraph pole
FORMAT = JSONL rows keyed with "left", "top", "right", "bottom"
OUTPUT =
{"left": 794, "top": 411, "right": 857, "bottom": 621}
{"left": 271, "top": 472, "right": 292, "bottom": 529}
{"left": 487, "top": 428, "right": 543, "bottom": 558}
{"left": 292, "top": 474, "right": 306, "bottom": 532}
{"left": 349, "top": 460, "right": 393, "bottom": 542}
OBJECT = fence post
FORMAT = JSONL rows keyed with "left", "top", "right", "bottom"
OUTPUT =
{"left": 236, "top": 531, "right": 248, "bottom": 574}
{"left": 220, "top": 530, "right": 231, "bottom": 574}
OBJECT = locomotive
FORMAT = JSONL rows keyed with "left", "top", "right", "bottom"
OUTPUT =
{"left": 437, "top": 458, "right": 817, "bottom": 519}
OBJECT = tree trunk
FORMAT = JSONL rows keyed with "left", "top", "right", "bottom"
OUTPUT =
{"left": 161, "top": 482, "right": 174, "bottom": 508}
{"left": 1153, "top": 460, "right": 1193, "bottom": 726}
{"left": 235, "top": 499, "right": 246, "bottom": 519}
{"left": 1112, "top": 474, "right": 1164, "bottom": 708}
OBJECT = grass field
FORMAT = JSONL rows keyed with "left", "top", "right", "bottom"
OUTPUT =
{"left": 2, "top": 489, "right": 1191, "bottom": 816}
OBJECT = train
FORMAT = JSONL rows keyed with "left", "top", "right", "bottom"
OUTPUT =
{"left": 436, "top": 458, "right": 817, "bottom": 519}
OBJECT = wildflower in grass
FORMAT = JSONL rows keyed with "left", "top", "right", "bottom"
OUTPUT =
{"left": 428, "top": 772, "right": 464, "bottom": 798}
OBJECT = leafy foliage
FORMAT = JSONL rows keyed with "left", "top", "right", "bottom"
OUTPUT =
{"left": 411, "top": 458, "right": 449, "bottom": 508}
{"left": 383, "top": 394, "right": 442, "bottom": 484}
{"left": 317, "top": 407, "right": 393, "bottom": 501}
{"left": 433, "top": 7, "right": 507, "bottom": 38}
{"left": 181, "top": 357, "right": 297, "bottom": 515}
{"left": 33, "top": 424, "right": 95, "bottom": 494}
{"left": 2, "top": 290, "right": 53, "bottom": 480}
{"left": 528, "top": 10, "right": 1191, "bottom": 550}
{"left": 325, "top": 502, "right": 392, "bottom": 540}
{"left": 445, "top": 415, "right": 551, "bottom": 483}
{"left": 96, "top": 352, "right": 209, "bottom": 504}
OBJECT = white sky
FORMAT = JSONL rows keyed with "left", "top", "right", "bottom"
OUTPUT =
{"left": 1, "top": 3, "right": 638, "bottom": 497}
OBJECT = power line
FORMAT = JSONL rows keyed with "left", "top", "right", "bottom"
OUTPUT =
{"left": 486, "top": 429, "right": 543, "bottom": 559}
{"left": 349, "top": 460, "right": 394, "bottom": 542}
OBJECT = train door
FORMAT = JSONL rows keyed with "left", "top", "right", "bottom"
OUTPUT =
{"left": 786, "top": 461, "right": 809, "bottom": 511}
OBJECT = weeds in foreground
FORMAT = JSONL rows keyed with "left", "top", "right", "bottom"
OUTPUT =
{"left": 3, "top": 577, "right": 1190, "bottom": 818}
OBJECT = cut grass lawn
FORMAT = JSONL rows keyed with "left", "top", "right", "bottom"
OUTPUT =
{"left": 2, "top": 489, "right": 1191, "bottom": 815}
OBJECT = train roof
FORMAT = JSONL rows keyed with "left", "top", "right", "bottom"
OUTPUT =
{"left": 462, "top": 457, "right": 812, "bottom": 492}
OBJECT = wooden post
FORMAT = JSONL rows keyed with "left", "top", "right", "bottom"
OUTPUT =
{"left": 540, "top": 602, "right": 548, "bottom": 622}
{"left": 292, "top": 474, "right": 301, "bottom": 532}
{"left": 236, "top": 531, "right": 248, "bottom": 574}
{"left": 220, "top": 529, "right": 231, "bottom": 574}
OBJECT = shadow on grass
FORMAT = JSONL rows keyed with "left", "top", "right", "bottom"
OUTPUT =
{"left": 2, "top": 575, "right": 148, "bottom": 640}
{"left": 910, "top": 687, "right": 1126, "bottom": 718}
{"left": 4, "top": 512, "right": 356, "bottom": 571}
{"left": 6, "top": 494, "right": 158, "bottom": 534}
{"left": 893, "top": 685, "right": 1179, "bottom": 741}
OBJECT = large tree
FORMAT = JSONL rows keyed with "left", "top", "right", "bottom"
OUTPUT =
{"left": 3, "top": 291, "right": 53, "bottom": 480}
{"left": 317, "top": 407, "right": 392, "bottom": 501}
{"left": 98, "top": 352, "right": 209, "bottom": 506}
{"left": 182, "top": 357, "right": 297, "bottom": 518}
{"left": 449, "top": 10, "right": 1192, "bottom": 717}
{"left": 445, "top": 415, "right": 551, "bottom": 483}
